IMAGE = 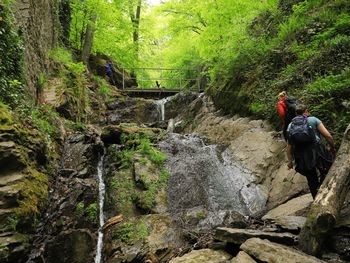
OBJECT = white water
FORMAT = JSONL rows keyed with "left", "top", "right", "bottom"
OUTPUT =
{"left": 94, "top": 154, "right": 105, "bottom": 263}
{"left": 155, "top": 97, "right": 171, "bottom": 121}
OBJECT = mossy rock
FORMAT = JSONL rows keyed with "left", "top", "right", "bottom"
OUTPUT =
{"left": 101, "top": 124, "right": 161, "bottom": 145}
{"left": 0, "top": 102, "right": 13, "bottom": 125}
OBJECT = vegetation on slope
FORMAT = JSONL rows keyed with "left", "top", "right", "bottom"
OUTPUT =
{"left": 207, "top": 0, "right": 350, "bottom": 144}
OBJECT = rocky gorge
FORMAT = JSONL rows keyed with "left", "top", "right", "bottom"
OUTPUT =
{"left": 1, "top": 90, "right": 350, "bottom": 263}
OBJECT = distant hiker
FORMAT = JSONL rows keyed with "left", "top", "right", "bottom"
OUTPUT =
{"left": 105, "top": 60, "right": 116, "bottom": 86}
{"left": 277, "top": 91, "right": 298, "bottom": 141}
{"left": 287, "top": 104, "right": 335, "bottom": 198}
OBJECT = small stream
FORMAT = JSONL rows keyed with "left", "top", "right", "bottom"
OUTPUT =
{"left": 94, "top": 153, "right": 105, "bottom": 263}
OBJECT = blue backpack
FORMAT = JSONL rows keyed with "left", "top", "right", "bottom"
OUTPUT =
{"left": 288, "top": 115, "right": 316, "bottom": 145}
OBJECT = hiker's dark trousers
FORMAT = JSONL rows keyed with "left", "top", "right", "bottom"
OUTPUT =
{"left": 297, "top": 168, "right": 326, "bottom": 199}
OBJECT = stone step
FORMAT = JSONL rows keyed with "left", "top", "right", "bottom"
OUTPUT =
{"left": 0, "top": 172, "right": 25, "bottom": 187}
{"left": 0, "top": 184, "right": 20, "bottom": 197}
{"left": 215, "top": 227, "right": 297, "bottom": 246}
{"left": 0, "top": 208, "right": 14, "bottom": 226}
{"left": 0, "top": 185, "right": 20, "bottom": 209}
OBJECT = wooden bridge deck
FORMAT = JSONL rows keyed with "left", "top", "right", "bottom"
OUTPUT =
{"left": 121, "top": 88, "right": 182, "bottom": 98}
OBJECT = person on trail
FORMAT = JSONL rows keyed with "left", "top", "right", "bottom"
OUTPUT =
{"left": 277, "top": 91, "right": 295, "bottom": 141}
{"left": 286, "top": 104, "right": 336, "bottom": 198}
{"left": 105, "top": 60, "right": 116, "bottom": 86}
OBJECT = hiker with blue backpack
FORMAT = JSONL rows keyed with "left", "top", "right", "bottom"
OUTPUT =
{"left": 286, "top": 103, "right": 336, "bottom": 198}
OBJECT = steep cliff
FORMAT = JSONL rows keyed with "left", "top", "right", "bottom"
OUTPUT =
{"left": 11, "top": 0, "right": 63, "bottom": 101}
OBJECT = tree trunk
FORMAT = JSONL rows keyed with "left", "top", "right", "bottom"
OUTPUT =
{"left": 298, "top": 124, "right": 350, "bottom": 255}
{"left": 81, "top": 13, "right": 97, "bottom": 65}
{"left": 130, "top": 0, "right": 142, "bottom": 55}
{"left": 59, "top": 0, "right": 71, "bottom": 47}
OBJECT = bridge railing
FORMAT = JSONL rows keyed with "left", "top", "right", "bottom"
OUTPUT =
{"left": 122, "top": 67, "right": 201, "bottom": 91}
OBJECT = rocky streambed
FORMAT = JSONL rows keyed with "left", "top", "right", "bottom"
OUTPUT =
{"left": 2, "top": 92, "right": 350, "bottom": 263}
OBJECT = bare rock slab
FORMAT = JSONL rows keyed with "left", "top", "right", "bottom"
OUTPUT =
{"left": 215, "top": 227, "right": 297, "bottom": 246}
{"left": 231, "top": 251, "right": 256, "bottom": 263}
{"left": 169, "top": 248, "right": 231, "bottom": 263}
{"left": 240, "top": 238, "right": 326, "bottom": 263}
{"left": 269, "top": 215, "right": 307, "bottom": 231}
{"left": 262, "top": 194, "right": 312, "bottom": 220}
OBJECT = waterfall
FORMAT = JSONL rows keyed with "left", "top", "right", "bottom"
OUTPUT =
{"left": 95, "top": 153, "right": 105, "bottom": 263}
{"left": 155, "top": 97, "right": 171, "bottom": 121}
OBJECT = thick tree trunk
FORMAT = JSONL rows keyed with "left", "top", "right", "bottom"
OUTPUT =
{"left": 130, "top": 0, "right": 142, "bottom": 55}
{"left": 298, "top": 124, "right": 350, "bottom": 255}
{"left": 59, "top": 0, "right": 71, "bottom": 47}
{"left": 81, "top": 13, "right": 97, "bottom": 65}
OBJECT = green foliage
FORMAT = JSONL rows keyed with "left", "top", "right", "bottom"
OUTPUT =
{"left": 7, "top": 215, "right": 19, "bottom": 231}
{"left": 15, "top": 169, "right": 48, "bottom": 222}
{"left": 31, "top": 109, "right": 54, "bottom": 136}
{"left": 205, "top": 0, "right": 350, "bottom": 143}
{"left": 0, "top": 4, "right": 24, "bottom": 107}
{"left": 98, "top": 85, "right": 112, "bottom": 99}
{"left": 86, "top": 203, "right": 98, "bottom": 224}
{"left": 49, "top": 47, "right": 89, "bottom": 122}
{"left": 112, "top": 220, "right": 148, "bottom": 244}
{"left": 74, "top": 201, "right": 98, "bottom": 224}
{"left": 0, "top": 101, "right": 13, "bottom": 125}
{"left": 48, "top": 47, "right": 73, "bottom": 64}
{"left": 107, "top": 130, "right": 169, "bottom": 213}
{"left": 75, "top": 202, "right": 84, "bottom": 218}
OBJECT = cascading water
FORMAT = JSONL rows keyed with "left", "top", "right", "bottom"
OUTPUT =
{"left": 95, "top": 153, "right": 105, "bottom": 263}
{"left": 155, "top": 97, "right": 171, "bottom": 121}
{"left": 159, "top": 133, "right": 268, "bottom": 228}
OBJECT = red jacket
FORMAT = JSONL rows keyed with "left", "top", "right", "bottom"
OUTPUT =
{"left": 277, "top": 96, "right": 288, "bottom": 121}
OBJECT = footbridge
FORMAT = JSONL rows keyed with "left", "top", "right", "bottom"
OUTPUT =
{"left": 121, "top": 67, "right": 205, "bottom": 98}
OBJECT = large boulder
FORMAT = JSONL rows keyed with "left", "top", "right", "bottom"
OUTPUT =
{"left": 262, "top": 194, "right": 313, "bottom": 221}
{"left": 240, "top": 238, "right": 325, "bottom": 263}
{"left": 231, "top": 251, "right": 256, "bottom": 263}
{"left": 106, "top": 97, "right": 159, "bottom": 125}
{"left": 44, "top": 229, "right": 95, "bottom": 263}
{"left": 169, "top": 248, "right": 231, "bottom": 263}
{"left": 215, "top": 227, "right": 297, "bottom": 246}
{"left": 104, "top": 214, "right": 186, "bottom": 263}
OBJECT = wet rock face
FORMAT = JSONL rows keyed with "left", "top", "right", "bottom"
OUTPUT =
{"left": 61, "top": 133, "right": 103, "bottom": 178}
{"left": 162, "top": 92, "right": 199, "bottom": 120}
{"left": 12, "top": 0, "right": 61, "bottom": 98}
{"left": 106, "top": 98, "right": 159, "bottom": 125}
{"left": 26, "top": 132, "right": 103, "bottom": 263}
{"left": 45, "top": 229, "right": 95, "bottom": 263}
{"left": 159, "top": 133, "right": 268, "bottom": 228}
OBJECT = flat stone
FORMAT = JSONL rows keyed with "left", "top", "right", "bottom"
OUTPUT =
{"left": 0, "top": 232, "right": 26, "bottom": 246}
{"left": 215, "top": 227, "right": 297, "bottom": 246}
{"left": 0, "top": 141, "right": 16, "bottom": 148}
{"left": 169, "top": 249, "right": 231, "bottom": 263}
{"left": 0, "top": 172, "right": 25, "bottom": 187}
{"left": 231, "top": 251, "right": 256, "bottom": 263}
{"left": 269, "top": 216, "right": 307, "bottom": 231}
{"left": 262, "top": 194, "right": 312, "bottom": 220}
{"left": 0, "top": 185, "right": 20, "bottom": 197}
{"left": 267, "top": 166, "right": 308, "bottom": 210}
{"left": 240, "top": 238, "right": 326, "bottom": 263}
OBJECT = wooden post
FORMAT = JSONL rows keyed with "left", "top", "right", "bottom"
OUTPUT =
{"left": 298, "top": 124, "right": 350, "bottom": 255}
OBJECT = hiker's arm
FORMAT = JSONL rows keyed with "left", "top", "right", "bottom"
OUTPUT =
{"left": 317, "top": 122, "right": 336, "bottom": 154}
{"left": 287, "top": 143, "right": 293, "bottom": 169}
